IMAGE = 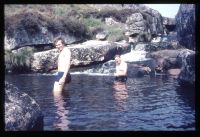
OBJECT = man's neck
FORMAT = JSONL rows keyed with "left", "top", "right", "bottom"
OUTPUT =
{"left": 59, "top": 47, "right": 64, "bottom": 52}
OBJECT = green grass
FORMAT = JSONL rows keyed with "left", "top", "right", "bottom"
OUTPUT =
{"left": 5, "top": 47, "right": 35, "bottom": 73}
{"left": 104, "top": 24, "right": 127, "bottom": 42}
{"left": 5, "top": 5, "right": 90, "bottom": 39}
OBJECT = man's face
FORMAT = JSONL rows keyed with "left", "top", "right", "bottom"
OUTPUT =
{"left": 55, "top": 40, "right": 64, "bottom": 51}
{"left": 115, "top": 56, "right": 121, "bottom": 65}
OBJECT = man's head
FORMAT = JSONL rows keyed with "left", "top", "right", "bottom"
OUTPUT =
{"left": 53, "top": 36, "right": 66, "bottom": 51}
{"left": 114, "top": 54, "right": 121, "bottom": 65}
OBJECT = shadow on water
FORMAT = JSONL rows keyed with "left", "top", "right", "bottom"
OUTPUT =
{"left": 166, "top": 85, "right": 195, "bottom": 130}
{"left": 175, "top": 85, "right": 195, "bottom": 110}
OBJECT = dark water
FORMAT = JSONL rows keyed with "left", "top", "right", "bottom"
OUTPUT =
{"left": 5, "top": 73, "right": 195, "bottom": 131}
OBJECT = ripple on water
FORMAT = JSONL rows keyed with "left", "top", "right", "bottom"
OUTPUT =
{"left": 5, "top": 74, "right": 195, "bottom": 131}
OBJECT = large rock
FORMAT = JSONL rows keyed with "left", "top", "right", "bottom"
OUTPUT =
{"left": 5, "top": 81, "right": 43, "bottom": 131}
{"left": 125, "top": 4, "right": 163, "bottom": 42}
{"left": 31, "top": 40, "right": 131, "bottom": 72}
{"left": 31, "top": 49, "right": 59, "bottom": 72}
{"left": 146, "top": 49, "right": 183, "bottom": 71}
{"left": 146, "top": 49, "right": 195, "bottom": 86}
{"left": 177, "top": 49, "right": 195, "bottom": 87}
{"left": 175, "top": 4, "right": 195, "bottom": 50}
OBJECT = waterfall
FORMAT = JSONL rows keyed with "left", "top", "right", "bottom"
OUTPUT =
{"left": 121, "top": 43, "right": 151, "bottom": 62}
{"left": 71, "top": 60, "right": 116, "bottom": 76}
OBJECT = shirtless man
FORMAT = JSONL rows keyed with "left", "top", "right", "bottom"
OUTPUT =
{"left": 114, "top": 54, "right": 128, "bottom": 83}
{"left": 53, "top": 37, "right": 71, "bottom": 93}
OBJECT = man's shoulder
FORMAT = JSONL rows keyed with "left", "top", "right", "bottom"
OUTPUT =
{"left": 63, "top": 47, "right": 71, "bottom": 53}
{"left": 122, "top": 61, "right": 127, "bottom": 65}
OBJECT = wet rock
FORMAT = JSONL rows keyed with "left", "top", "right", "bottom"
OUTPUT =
{"left": 127, "top": 63, "right": 151, "bottom": 77}
{"left": 149, "top": 42, "right": 172, "bottom": 51}
{"left": 5, "top": 81, "right": 43, "bottom": 131}
{"left": 146, "top": 49, "right": 182, "bottom": 71}
{"left": 177, "top": 49, "right": 195, "bottom": 87}
{"left": 146, "top": 49, "right": 195, "bottom": 86}
{"left": 137, "top": 66, "right": 151, "bottom": 77}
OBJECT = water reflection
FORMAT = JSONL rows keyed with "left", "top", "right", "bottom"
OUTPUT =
{"left": 113, "top": 82, "right": 128, "bottom": 111}
{"left": 53, "top": 90, "right": 70, "bottom": 131}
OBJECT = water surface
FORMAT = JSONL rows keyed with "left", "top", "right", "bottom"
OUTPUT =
{"left": 5, "top": 73, "right": 195, "bottom": 131}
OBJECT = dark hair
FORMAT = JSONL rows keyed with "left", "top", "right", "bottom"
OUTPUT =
{"left": 53, "top": 36, "right": 65, "bottom": 47}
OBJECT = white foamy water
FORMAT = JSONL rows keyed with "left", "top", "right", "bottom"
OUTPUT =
{"left": 70, "top": 72, "right": 112, "bottom": 76}
{"left": 121, "top": 50, "right": 151, "bottom": 62}
{"left": 17, "top": 73, "right": 57, "bottom": 76}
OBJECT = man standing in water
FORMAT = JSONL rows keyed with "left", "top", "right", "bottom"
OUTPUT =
{"left": 114, "top": 54, "right": 128, "bottom": 83}
{"left": 53, "top": 36, "right": 71, "bottom": 93}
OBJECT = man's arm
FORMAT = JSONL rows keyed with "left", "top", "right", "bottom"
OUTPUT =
{"left": 62, "top": 47, "right": 71, "bottom": 78}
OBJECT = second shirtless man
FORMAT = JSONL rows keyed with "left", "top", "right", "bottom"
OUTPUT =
{"left": 114, "top": 54, "right": 128, "bottom": 83}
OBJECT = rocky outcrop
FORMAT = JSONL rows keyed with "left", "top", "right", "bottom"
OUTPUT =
{"left": 4, "top": 11, "right": 87, "bottom": 50}
{"left": 5, "top": 81, "right": 43, "bottom": 131}
{"left": 4, "top": 31, "right": 81, "bottom": 51}
{"left": 89, "top": 4, "right": 164, "bottom": 43}
{"left": 146, "top": 49, "right": 183, "bottom": 71}
{"left": 31, "top": 40, "right": 131, "bottom": 72}
{"left": 177, "top": 49, "right": 195, "bottom": 87}
{"left": 146, "top": 49, "right": 195, "bottom": 87}
{"left": 175, "top": 4, "right": 195, "bottom": 50}
{"left": 125, "top": 5, "right": 163, "bottom": 42}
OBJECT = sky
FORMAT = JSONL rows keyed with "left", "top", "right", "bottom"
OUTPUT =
{"left": 144, "top": 4, "right": 180, "bottom": 18}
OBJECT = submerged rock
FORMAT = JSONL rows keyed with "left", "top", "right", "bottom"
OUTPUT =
{"left": 5, "top": 81, "right": 43, "bottom": 131}
{"left": 177, "top": 49, "right": 195, "bottom": 87}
